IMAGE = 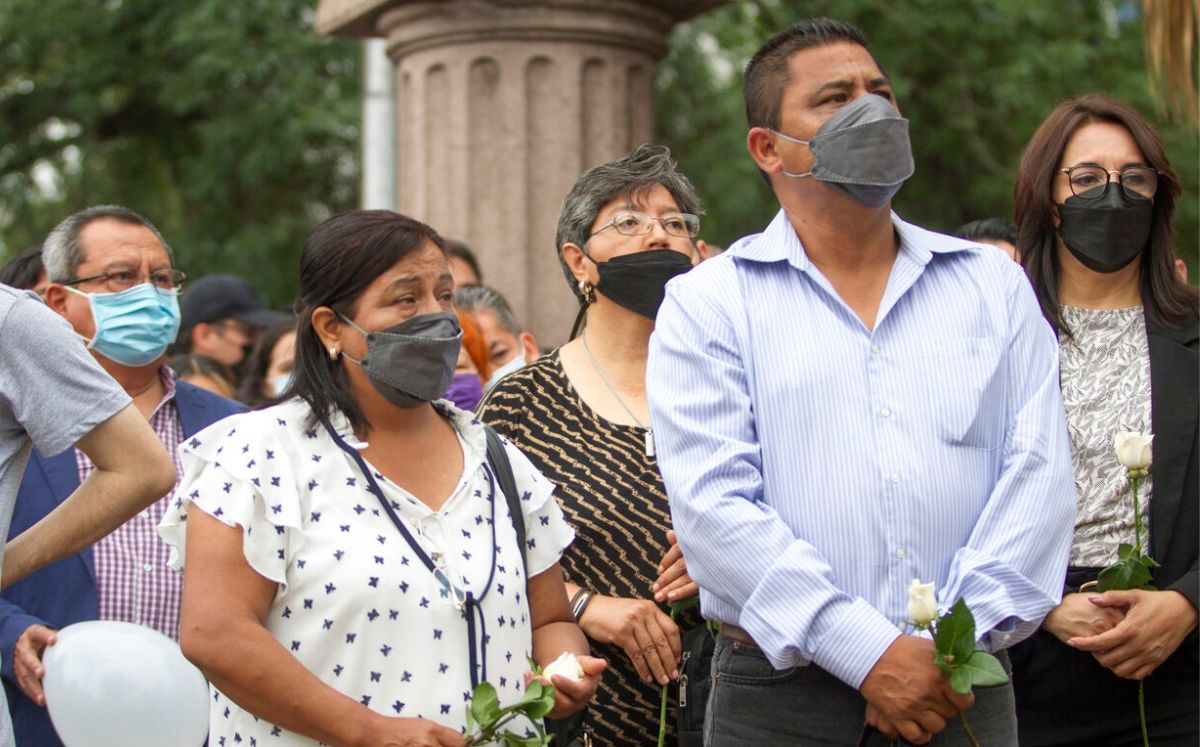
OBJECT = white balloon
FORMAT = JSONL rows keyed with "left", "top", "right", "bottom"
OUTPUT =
{"left": 42, "top": 621, "right": 209, "bottom": 747}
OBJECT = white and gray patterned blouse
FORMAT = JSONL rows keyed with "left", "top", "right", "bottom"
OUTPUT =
{"left": 1059, "top": 304, "right": 1153, "bottom": 567}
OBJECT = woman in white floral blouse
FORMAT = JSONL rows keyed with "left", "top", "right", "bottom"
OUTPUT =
{"left": 160, "top": 210, "right": 604, "bottom": 747}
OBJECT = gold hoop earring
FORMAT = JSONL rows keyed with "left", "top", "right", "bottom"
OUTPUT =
{"left": 578, "top": 280, "right": 596, "bottom": 304}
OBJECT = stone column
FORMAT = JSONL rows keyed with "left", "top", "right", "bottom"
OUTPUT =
{"left": 316, "top": 0, "right": 727, "bottom": 345}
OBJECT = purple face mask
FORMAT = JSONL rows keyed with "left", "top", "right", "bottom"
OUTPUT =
{"left": 443, "top": 372, "right": 484, "bottom": 412}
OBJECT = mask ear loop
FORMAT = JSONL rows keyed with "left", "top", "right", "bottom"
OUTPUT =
{"left": 569, "top": 243, "right": 600, "bottom": 340}
{"left": 769, "top": 129, "right": 814, "bottom": 179}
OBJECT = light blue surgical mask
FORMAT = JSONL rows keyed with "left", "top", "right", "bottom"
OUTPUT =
{"left": 269, "top": 371, "right": 293, "bottom": 399}
{"left": 66, "top": 283, "right": 181, "bottom": 366}
{"left": 485, "top": 353, "right": 527, "bottom": 391}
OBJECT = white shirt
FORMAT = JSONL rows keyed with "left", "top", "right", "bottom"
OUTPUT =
{"left": 159, "top": 398, "right": 574, "bottom": 745}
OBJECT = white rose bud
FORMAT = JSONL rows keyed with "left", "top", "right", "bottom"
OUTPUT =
{"left": 541, "top": 651, "right": 584, "bottom": 683}
{"left": 907, "top": 579, "right": 939, "bottom": 627}
{"left": 1114, "top": 431, "right": 1153, "bottom": 471}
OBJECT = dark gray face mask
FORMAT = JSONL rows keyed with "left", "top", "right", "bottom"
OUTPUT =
{"left": 772, "top": 93, "right": 915, "bottom": 208}
{"left": 341, "top": 311, "right": 462, "bottom": 408}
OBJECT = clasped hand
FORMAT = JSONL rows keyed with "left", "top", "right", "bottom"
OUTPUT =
{"left": 1067, "top": 589, "right": 1198, "bottom": 681}
{"left": 860, "top": 635, "right": 975, "bottom": 745}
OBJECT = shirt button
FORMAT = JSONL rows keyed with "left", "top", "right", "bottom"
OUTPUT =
{"left": 140, "top": 510, "right": 151, "bottom": 520}
{"left": 889, "top": 473, "right": 901, "bottom": 484}
{"left": 896, "top": 547, "right": 906, "bottom": 560}
{"left": 870, "top": 345, "right": 881, "bottom": 355}
{"left": 142, "top": 563, "right": 154, "bottom": 573}
{"left": 880, "top": 407, "right": 891, "bottom": 418}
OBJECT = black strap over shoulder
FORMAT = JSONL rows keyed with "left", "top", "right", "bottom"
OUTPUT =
{"left": 484, "top": 426, "right": 528, "bottom": 578}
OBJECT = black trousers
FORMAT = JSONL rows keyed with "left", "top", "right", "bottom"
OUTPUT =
{"left": 1009, "top": 586, "right": 1199, "bottom": 747}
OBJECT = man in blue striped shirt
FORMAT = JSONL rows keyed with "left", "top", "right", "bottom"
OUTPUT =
{"left": 647, "top": 18, "right": 1075, "bottom": 746}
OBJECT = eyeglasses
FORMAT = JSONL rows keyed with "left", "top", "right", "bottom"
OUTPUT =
{"left": 1059, "top": 164, "right": 1159, "bottom": 201}
{"left": 62, "top": 268, "right": 187, "bottom": 293}
{"left": 589, "top": 210, "right": 700, "bottom": 239}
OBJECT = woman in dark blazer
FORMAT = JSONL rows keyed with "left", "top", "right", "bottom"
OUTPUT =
{"left": 1008, "top": 93, "right": 1198, "bottom": 746}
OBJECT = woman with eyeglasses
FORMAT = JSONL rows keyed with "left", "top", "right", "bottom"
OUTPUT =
{"left": 160, "top": 210, "right": 603, "bottom": 747}
{"left": 1007, "top": 94, "right": 1198, "bottom": 746}
{"left": 478, "top": 145, "right": 706, "bottom": 746}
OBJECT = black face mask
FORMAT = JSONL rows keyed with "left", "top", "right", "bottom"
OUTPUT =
{"left": 1057, "top": 184, "right": 1153, "bottom": 273}
{"left": 584, "top": 248, "right": 693, "bottom": 320}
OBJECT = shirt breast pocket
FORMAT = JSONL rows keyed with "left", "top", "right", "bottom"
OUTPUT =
{"left": 920, "top": 337, "right": 1006, "bottom": 451}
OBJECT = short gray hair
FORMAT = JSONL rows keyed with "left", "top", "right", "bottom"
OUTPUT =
{"left": 453, "top": 284, "right": 523, "bottom": 336}
{"left": 43, "top": 205, "right": 173, "bottom": 282}
{"left": 555, "top": 144, "right": 701, "bottom": 302}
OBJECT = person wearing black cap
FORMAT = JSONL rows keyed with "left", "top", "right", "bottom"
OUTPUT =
{"left": 176, "top": 274, "right": 283, "bottom": 381}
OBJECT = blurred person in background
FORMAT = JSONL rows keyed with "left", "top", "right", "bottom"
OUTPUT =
{"left": 453, "top": 285, "right": 540, "bottom": 392}
{"left": 234, "top": 317, "right": 297, "bottom": 409}
{"left": 955, "top": 217, "right": 1020, "bottom": 261}
{"left": 479, "top": 144, "right": 704, "bottom": 746}
{"left": 445, "top": 311, "right": 490, "bottom": 412}
{"left": 0, "top": 205, "right": 242, "bottom": 747}
{"left": 0, "top": 247, "right": 48, "bottom": 298}
{"left": 1008, "top": 93, "right": 1198, "bottom": 747}
{"left": 447, "top": 239, "right": 482, "bottom": 287}
{"left": 175, "top": 274, "right": 283, "bottom": 384}
{"left": 167, "top": 353, "right": 237, "bottom": 400}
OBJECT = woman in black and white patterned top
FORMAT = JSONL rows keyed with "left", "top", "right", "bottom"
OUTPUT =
{"left": 1008, "top": 94, "right": 1198, "bottom": 746}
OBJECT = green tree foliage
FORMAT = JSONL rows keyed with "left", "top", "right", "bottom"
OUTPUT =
{"left": 0, "top": 0, "right": 359, "bottom": 306}
{"left": 658, "top": 0, "right": 1197, "bottom": 276}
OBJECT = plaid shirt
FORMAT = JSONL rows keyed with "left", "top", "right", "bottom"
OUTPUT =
{"left": 74, "top": 367, "right": 183, "bottom": 640}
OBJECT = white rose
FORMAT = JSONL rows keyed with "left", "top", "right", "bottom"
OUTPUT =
{"left": 541, "top": 651, "right": 584, "bottom": 683}
{"left": 907, "top": 579, "right": 939, "bottom": 627}
{"left": 1114, "top": 431, "right": 1153, "bottom": 470}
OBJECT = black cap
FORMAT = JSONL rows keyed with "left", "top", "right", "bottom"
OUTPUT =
{"left": 180, "top": 274, "right": 282, "bottom": 330}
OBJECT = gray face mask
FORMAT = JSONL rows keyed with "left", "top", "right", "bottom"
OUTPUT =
{"left": 771, "top": 93, "right": 915, "bottom": 208}
{"left": 340, "top": 311, "right": 463, "bottom": 408}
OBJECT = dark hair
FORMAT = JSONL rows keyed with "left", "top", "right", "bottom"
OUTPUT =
{"left": 743, "top": 18, "right": 875, "bottom": 132}
{"left": 555, "top": 144, "right": 701, "bottom": 304}
{"left": 167, "top": 353, "right": 235, "bottom": 395}
{"left": 0, "top": 245, "right": 45, "bottom": 290}
{"left": 292, "top": 210, "right": 448, "bottom": 434}
{"left": 1014, "top": 94, "right": 1198, "bottom": 335}
{"left": 955, "top": 218, "right": 1017, "bottom": 246}
{"left": 446, "top": 239, "right": 482, "bottom": 284}
{"left": 236, "top": 316, "right": 298, "bottom": 409}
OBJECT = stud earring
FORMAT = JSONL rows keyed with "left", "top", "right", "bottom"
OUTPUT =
{"left": 578, "top": 280, "right": 596, "bottom": 304}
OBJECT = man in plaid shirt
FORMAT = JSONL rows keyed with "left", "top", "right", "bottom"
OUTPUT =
{"left": 0, "top": 206, "right": 245, "bottom": 747}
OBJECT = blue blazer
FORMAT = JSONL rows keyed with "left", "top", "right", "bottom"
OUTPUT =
{"left": 0, "top": 380, "right": 244, "bottom": 747}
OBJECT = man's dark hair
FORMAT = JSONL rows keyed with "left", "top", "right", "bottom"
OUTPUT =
{"left": 291, "top": 210, "right": 447, "bottom": 435}
{"left": 446, "top": 239, "right": 482, "bottom": 284}
{"left": 743, "top": 18, "right": 874, "bottom": 131}
{"left": 955, "top": 218, "right": 1017, "bottom": 247}
{"left": 0, "top": 245, "right": 45, "bottom": 291}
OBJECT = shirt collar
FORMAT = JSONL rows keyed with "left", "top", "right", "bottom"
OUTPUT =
{"left": 729, "top": 208, "right": 981, "bottom": 271}
{"left": 325, "top": 399, "right": 487, "bottom": 468}
{"left": 147, "top": 364, "right": 178, "bottom": 420}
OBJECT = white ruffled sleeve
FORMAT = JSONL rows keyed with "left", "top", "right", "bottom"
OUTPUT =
{"left": 159, "top": 412, "right": 307, "bottom": 589}
{"left": 500, "top": 437, "right": 575, "bottom": 578}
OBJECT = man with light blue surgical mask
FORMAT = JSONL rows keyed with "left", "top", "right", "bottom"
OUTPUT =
{"left": 453, "top": 284, "right": 541, "bottom": 393}
{"left": 0, "top": 206, "right": 244, "bottom": 747}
